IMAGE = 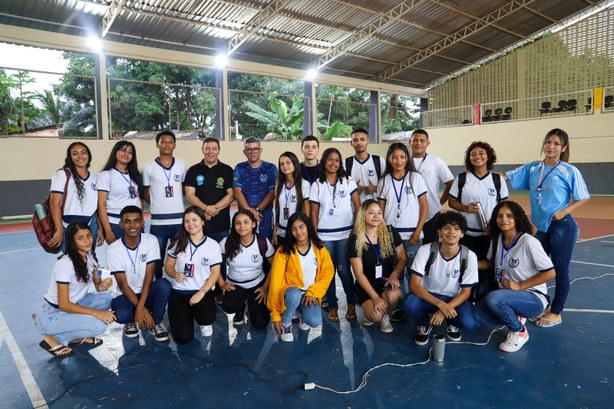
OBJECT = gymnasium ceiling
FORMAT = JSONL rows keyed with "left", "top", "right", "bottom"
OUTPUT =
{"left": 0, "top": 0, "right": 607, "bottom": 90}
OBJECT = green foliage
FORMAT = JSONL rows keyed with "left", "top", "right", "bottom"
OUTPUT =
{"left": 381, "top": 93, "right": 420, "bottom": 134}
{"left": 320, "top": 121, "right": 352, "bottom": 141}
{"left": 243, "top": 95, "right": 304, "bottom": 140}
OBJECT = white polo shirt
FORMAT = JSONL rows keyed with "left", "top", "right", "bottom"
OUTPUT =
{"left": 276, "top": 179, "right": 311, "bottom": 238}
{"left": 411, "top": 154, "right": 453, "bottom": 221}
{"left": 167, "top": 236, "right": 223, "bottom": 291}
{"left": 44, "top": 253, "right": 97, "bottom": 306}
{"left": 298, "top": 244, "right": 318, "bottom": 290}
{"left": 50, "top": 169, "right": 99, "bottom": 225}
{"left": 410, "top": 243, "right": 478, "bottom": 297}
{"left": 449, "top": 172, "right": 509, "bottom": 236}
{"left": 142, "top": 157, "right": 187, "bottom": 226}
{"left": 348, "top": 154, "right": 386, "bottom": 202}
{"left": 107, "top": 233, "right": 160, "bottom": 294}
{"left": 487, "top": 233, "right": 553, "bottom": 308}
{"left": 97, "top": 168, "right": 141, "bottom": 225}
{"left": 378, "top": 171, "right": 428, "bottom": 240}
{"left": 309, "top": 176, "right": 358, "bottom": 241}
{"left": 220, "top": 236, "right": 274, "bottom": 289}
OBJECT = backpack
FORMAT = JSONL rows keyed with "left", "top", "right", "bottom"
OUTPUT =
{"left": 256, "top": 235, "right": 271, "bottom": 275}
{"left": 423, "top": 242, "right": 469, "bottom": 282}
{"left": 345, "top": 155, "right": 382, "bottom": 179}
{"left": 456, "top": 172, "right": 501, "bottom": 203}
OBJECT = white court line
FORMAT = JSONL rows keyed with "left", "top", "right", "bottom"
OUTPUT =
{"left": 0, "top": 312, "right": 48, "bottom": 408}
{"left": 600, "top": 240, "right": 614, "bottom": 244}
{"left": 577, "top": 233, "right": 614, "bottom": 243}
{"left": 565, "top": 308, "right": 614, "bottom": 314}
{"left": 571, "top": 260, "right": 614, "bottom": 268}
{"left": 0, "top": 247, "right": 41, "bottom": 255}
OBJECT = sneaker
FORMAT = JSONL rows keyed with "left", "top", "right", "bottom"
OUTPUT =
{"left": 200, "top": 325, "right": 213, "bottom": 337}
{"left": 124, "top": 323, "right": 139, "bottom": 338}
{"left": 297, "top": 313, "right": 310, "bottom": 331}
{"left": 321, "top": 296, "right": 329, "bottom": 310}
{"left": 499, "top": 327, "right": 529, "bottom": 352}
{"left": 380, "top": 314, "right": 393, "bottom": 334}
{"left": 233, "top": 303, "right": 247, "bottom": 325}
{"left": 518, "top": 316, "right": 527, "bottom": 326}
{"left": 389, "top": 309, "right": 406, "bottom": 322}
{"left": 280, "top": 324, "right": 294, "bottom": 342}
{"left": 414, "top": 325, "right": 432, "bottom": 346}
{"left": 150, "top": 324, "right": 169, "bottom": 342}
{"left": 362, "top": 316, "right": 374, "bottom": 327}
{"left": 446, "top": 324, "right": 462, "bottom": 342}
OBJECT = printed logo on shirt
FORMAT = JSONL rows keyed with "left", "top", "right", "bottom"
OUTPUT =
{"left": 406, "top": 186, "right": 413, "bottom": 194}
{"left": 290, "top": 194, "right": 297, "bottom": 203}
{"left": 216, "top": 177, "right": 224, "bottom": 189}
{"left": 367, "top": 169, "right": 375, "bottom": 177}
{"left": 488, "top": 188, "right": 496, "bottom": 196}
{"left": 338, "top": 189, "right": 347, "bottom": 198}
{"left": 91, "top": 182, "right": 97, "bottom": 191}
{"left": 140, "top": 254, "right": 148, "bottom": 262}
{"left": 196, "top": 175, "right": 205, "bottom": 186}
{"left": 448, "top": 269, "right": 460, "bottom": 279}
{"left": 509, "top": 258, "right": 520, "bottom": 268}
{"left": 174, "top": 174, "right": 181, "bottom": 182}
{"left": 251, "top": 254, "right": 261, "bottom": 263}
{"left": 201, "top": 257, "right": 210, "bottom": 266}
{"left": 260, "top": 174, "right": 268, "bottom": 183}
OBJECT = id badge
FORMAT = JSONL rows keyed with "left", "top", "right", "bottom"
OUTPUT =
{"left": 375, "top": 263, "right": 383, "bottom": 279}
{"left": 333, "top": 208, "right": 341, "bottom": 216}
{"left": 495, "top": 267, "right": 505, "bottom": 282}
{"left": 328, "top": 208, "right": 334, "bottom": 216}
{"left": 165, "top": 185, "right": 174, "bottom": 198}
{"left": 183, "top": 262, "right": 195, "bottom": 278}
{"left": 128, "top": 186, "right": 137, "bottom": 198}
{"left": 283, "top": 207, "right": 289, "bottom": 220}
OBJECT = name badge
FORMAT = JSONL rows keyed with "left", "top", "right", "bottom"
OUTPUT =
{"left": 375, "top": 263, "right": 383, "bottom": 279}
{"left": 495, "top": 267, "right": 505, "bottom": 283}
{"left": 165, "top": 185, "right": 174, "bottom": 198}
{"left": 283, "top": 207, "right": 289, "bottom": 220}
{"left": 184, "top": 262, "right": 195, "bottom": 278}
{"left": 128, "top": 186, "right": 138, "bottom": 198}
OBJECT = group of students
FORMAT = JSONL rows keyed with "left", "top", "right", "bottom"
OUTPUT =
{"left": 33, "top": 127, "right": 589, "bottom": 357}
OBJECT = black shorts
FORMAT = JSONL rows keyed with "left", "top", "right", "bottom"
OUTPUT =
{"left": 355, "top": 278, "right": 389, "bottom": 305}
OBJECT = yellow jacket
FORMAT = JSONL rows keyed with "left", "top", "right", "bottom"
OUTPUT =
{"left": 267, "top": 243, "right": 334, "bottom": 322}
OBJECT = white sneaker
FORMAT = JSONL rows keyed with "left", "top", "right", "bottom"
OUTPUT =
{"left": 280, "top": 324, "right": 294, "bottom": 342}
{"left": 362, "top": 316, "right": 374, "bottom": 327}
{"left": 380, "top": 314, "right": 393, "bottom": 333}
{"left": 499, "top": 327, "right": 529, "bottom": 352}
{"left": 297, "top": 314, "right": 310, "bottom": 331}
{"left": 200, "top": 325, "right": 213, "bottom": 337}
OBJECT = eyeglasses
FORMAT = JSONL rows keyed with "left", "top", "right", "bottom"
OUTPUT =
{"left": 244, "top": 148, "right": 261, "bottom": 153}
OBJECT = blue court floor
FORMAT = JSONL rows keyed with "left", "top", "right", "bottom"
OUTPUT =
{"left": 1, "top": 229, "right": 613, "bottom": 408}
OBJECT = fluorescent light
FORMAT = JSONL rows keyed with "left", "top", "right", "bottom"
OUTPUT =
{"left": 86, "top": 35, "right": 103, "bottom": 53}
{"left": 306, "top": 68, "right": 318, "bottom": 81}
{"left": 215, "top": 54, "right": 228, "bottom": 68}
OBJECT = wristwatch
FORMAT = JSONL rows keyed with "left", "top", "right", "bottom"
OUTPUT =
{"left": 255, "top": 206, "right": 261, "bottom": 213}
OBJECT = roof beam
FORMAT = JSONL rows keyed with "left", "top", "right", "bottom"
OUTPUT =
{"left": 316, "top": 0, "right": 428, "bottom": 69}
{"left": 226, "top": 0, "right": 293, "bottom": 56}
{"left": 373, "top": 0, "right": 534, "bottom": 82}
{"left": 100, "top": 0, "right": 125, "bottom": 37}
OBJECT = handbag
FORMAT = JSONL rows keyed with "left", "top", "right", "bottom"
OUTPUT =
{"left": 32, "top": 169, "right": 71, "bottom": 254}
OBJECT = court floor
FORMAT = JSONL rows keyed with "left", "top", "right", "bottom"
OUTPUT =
{"left": 0, "top": 218, "right": 613, "bottom": 408}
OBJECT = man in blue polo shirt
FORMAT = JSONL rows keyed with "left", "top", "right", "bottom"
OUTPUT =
{"left": 232, "top": 136, "right": 277, "bottom": 240}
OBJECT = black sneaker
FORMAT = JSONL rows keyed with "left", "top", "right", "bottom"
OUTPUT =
{"left": 446, "top": 324, "right": 462, "bottom": 342}
{"left": 389, "top": 309, "right": 406, "bottom": 322}
{"left": 124, "top": 323, "right": 139, "bottom": 338}
{"left": 150, "top": 324, "right": 169, "bottom": 342}
{"left": 233, "top": 303, "right": 247, "bottom": 325}
{"left": 414, "top": 325, "right": 432, "bottom": 346}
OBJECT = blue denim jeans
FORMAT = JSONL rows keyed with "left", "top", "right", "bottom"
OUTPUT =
{"left": 402, "top": 240, "right": 421, "bottom": 298}
{"left": 257, "top": 209, "right": 273, "bottom": 242}
{"left": 110, "top": 223, "right": 125, "bottom": 242}
{"left": 535, "top": 215, "right": 579, "bottom": 314}
{"left": 281, "top": 287, "right": 322, "bottom": 327}
{"left": 404, "top": 292, "right": 476, "bottom": 329}
{"left": 475, "top": 289, "right": 544, "bottom": 332}
{"left": 34, "top": 292, "right": 113, "bottom": 345}
{"left": 111, "top": 278, "right": 172, "bottom": 325}
{"left": 323, "top": 238, "right": 356, "bottom": 308}
{"left": 150, "top": 223, "right": 182, "bottom": 279}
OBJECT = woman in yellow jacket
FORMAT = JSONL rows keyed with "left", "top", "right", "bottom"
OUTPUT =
{"left": 267, "top": 212, "right": 334, "bottom": 342}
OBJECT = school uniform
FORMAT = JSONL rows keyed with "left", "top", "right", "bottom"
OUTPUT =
{"left": 348, "top": 154, "right": 386, "bottom": 202}
{"left": 97, "top": 168, "right": 141, "bottom": 239}
{"left": 276, "top": 179, "right": 311, "bottom": 238}
{"left": 378, "top": 172, "right": 428, "bottom": 241}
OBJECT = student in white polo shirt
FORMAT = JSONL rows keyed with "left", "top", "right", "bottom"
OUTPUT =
{"left": 346, "top": 128, "right": 386, "bottom": 203}
{"left": 142, "top": 131, "right": 187, "bottom": 278}
{"left": 475, "top": 201, "right": 555, "bottom": 353}
{"left": 165, "top": 207, "right": 222, "bottom": 342}
{"left": 310, "top": 147, "right": 361, "bottom": 322}
{"left": 107, "top": 206, "right": 171, "bottom": 342}
{"left": 219, "top": 210, "right": 275, "bottom": 328}
{"left": 98, "top": 141, "right": 143, "bottom": 244}
{"left": 404, "top": 212, "right": 478, "bottom": 346}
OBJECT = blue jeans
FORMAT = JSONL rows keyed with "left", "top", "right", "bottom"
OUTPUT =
{"left": 208, "top": 229, "right": 230, "bottom": 243}
{"left": 110, "top": 223, "right": 125, "bottom": 241}
{"left": 404, "top": 292, "right": 476, "bottom": 329}
{"left": 282, "top": 287, "right": 322, "bottom": 327}
{"left": 324, "top": 238, "right": 356, "bottom": 308}
{"left": 111, "top": 278, "right": 172, "bottom": 325}
{"left": 536, "top": 215, "right": 579, "bottom": 314}
{"left": 150, "top": 223, "right": 182, "bottom": 279}
{"left": 60, "top": 215, "right": 99, "bottom": 254}
{"left": 475, "top": 289, "right": 544, "bottom": 332}
{"left": 402, "top": 240, "right": 421, "bottom": 298}
{"left": 257, "top": 210, "right": 273, "bottom": 241}
{"left": 34, "top": 292, "right": 113, "bottom": 345}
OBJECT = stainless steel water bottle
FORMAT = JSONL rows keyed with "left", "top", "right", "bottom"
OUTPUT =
{"left": 433, "top": 334, "right": 445, "bottom": 362}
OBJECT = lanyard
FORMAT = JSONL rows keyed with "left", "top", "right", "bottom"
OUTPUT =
{"left": 302, "top": 162, "right": 318, "bottom": 185}
{"left": 537, "top": 160, "right": 560, "bottom": 192}
{"left": 123, "top": 238, "right": 141, "bottom": 274}
{"left": 365, "top": 234, "right": 381, "bottom": 264}
{"left": 283, "top": 181, "right": 295, "bottom": 208}
{"left": 188, "top": 239, "right": 203, "bottom": 261}
{"left": 157, "top": 157, "right": 174, "bottom": 187}
{"left": 392, "top": 173, "right": 407, "bottom": 209}
{"left": 499, "top": 232, "right": 519, "bottom": 268}
{"left": 413, "top": 153, "right": 427, "bottom": 172}
{"left": 326, "top": 179, "right": 337, "bottom": 208}
{"left": 114, "top": 167, "right": 133, "bottom": 188}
